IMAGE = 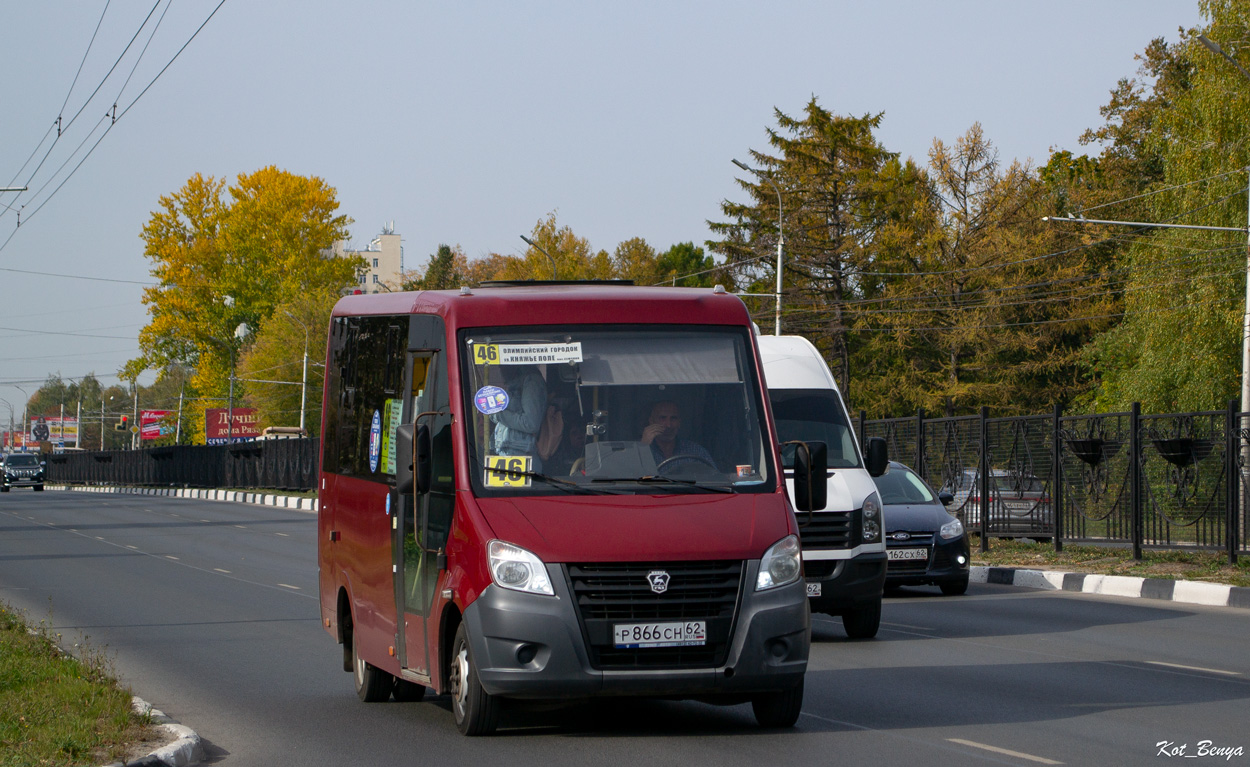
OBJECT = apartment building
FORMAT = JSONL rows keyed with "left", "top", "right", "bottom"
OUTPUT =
{"left": 331, "top": 223, "right": 403, "bottom": 293}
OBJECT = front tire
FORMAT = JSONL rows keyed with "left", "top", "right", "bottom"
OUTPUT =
{"left": 34, "top": 485, "right": 44, "bottom": 491}
{"left": 841, "top": 600, "right": 881, "bottom": 639}
{"left": 939, "top": 575, "right": 969, "bottom": 596}
{"left": 752, "top": 678, "right": 804, "bottom": 728}
{"left": 351, "top": 628, "right": 391, "bottom": 702}
{"left": 449, "top": 623, "right": 499, "bottom": 735}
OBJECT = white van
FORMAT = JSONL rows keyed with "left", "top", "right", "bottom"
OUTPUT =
{"left": 757, "top": 335, "right": 888, "bottom": 638}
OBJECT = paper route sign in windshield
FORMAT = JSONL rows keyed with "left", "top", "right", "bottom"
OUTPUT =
{"left": 474, "top": 342, "right": 583, "bottom": 365}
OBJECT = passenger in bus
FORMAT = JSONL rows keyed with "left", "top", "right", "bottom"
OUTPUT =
{"left": 490, "top": 364, "right": 547, "bottom": 469}
{"left": 547, "top": 420, "right": 588, "bottom": 476}
{"left": 639, "top": 400, "right": 715, "bottom": 470}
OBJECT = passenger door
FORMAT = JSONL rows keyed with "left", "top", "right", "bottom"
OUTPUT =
{"left": 395, "top": 345, "right": 454, "bottom": 681}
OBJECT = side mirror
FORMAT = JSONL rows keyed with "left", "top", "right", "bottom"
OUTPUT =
{"left": 865, "top": 437, "right": 888, "bottom": 477}
{"left": 791, "top": 440, "right": 827, "bottom": 512}
{"left": 938, "top": 491, "right": 955, "bottom": 506}
{"left": 415, "top": 423, "right": 432, "bottom": 495}
{"left": 396, "top": 423, "right": 415, "bottom": 494}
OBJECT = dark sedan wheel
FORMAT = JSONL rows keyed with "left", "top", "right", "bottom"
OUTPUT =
{"left": 940, "top": 575, "right": 969, "bottom": 596}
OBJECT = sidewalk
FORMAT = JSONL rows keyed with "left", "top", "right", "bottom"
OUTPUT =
{"left": 971, "top": 565, "right": 1250, "bottom": 609}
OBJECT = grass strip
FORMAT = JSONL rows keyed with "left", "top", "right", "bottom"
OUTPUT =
{"left": 0, "top": 601, "right": 153, "bottom": 766}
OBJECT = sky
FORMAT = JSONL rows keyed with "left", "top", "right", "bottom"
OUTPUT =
{"left": 0, "top": 0, "right": 1205, "bottom": 426}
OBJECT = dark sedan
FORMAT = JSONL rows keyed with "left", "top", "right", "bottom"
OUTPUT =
{"left": 2, "top": 452, "right": 46, "bottom": 492}
{"left": 876, "top": 462, "right": 970, "bottom": 595}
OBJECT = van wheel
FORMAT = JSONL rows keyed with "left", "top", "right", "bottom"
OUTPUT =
{"left": 351, "top": 630, "right": 391, "bottom": 702}
{"left": 34, "top": 485, "right": 44, "bottom": 491}
{"left": 842, "top": 600, "right": 881, "bottom": 639}
{"left": 752, "top": 678, "right": 804, "bottom": 728}
{"left": 449, "top": 623, "right": 498, "bottom": 735}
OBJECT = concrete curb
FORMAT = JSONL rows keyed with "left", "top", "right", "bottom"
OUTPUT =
{"left": 50, "top": 484, "right": 317, "bottom": 512}
{"left": 971, "top": 565, "right": 1250, "bottom": 609}
{"left": 102, "top": 697, "right": 203, "bottom": 767}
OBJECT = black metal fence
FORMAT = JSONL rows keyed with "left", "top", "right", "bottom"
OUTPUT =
{"left": 860, "top": 401, "right": 1246, "bottom": 562}
{"left": 46, "top": 438, "right": 320, "bottom": 492}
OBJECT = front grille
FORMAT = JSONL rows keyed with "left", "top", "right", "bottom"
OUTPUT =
{"left": 566, "top": 560, "right": 743, "bottom": 670}
{"left": 799, "top": 510, "right": 856, "bottom": 549}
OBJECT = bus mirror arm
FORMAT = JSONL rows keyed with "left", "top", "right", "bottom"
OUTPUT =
{"left": 415, "top": 423, "right": 432, "bottom": 494}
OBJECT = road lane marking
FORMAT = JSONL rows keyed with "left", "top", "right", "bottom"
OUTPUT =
{"left": 1147, "top": 661, "right": 1240, "bottom": 676}
{"left": 214, "top": 569, "right": 231, "bottom": 574}
{"left": 166, "top": 556, "right": 179, "bottom": 561}
{"left": 234, "top": 525, "right": 246, "bottom": 529}
{"left": 275, "top": 532, "right": 289, "bottom": 537}
{"left": 125, "top": 545, "right": 137, "bottom": 549}
{"left": 881, "top": 621, "right": 935, "bottom": 631}
{"left": 278, "top": 583, "right": 300, "bottom": 590}
{"left": 948, "top": 738, "right": 1063, "bottom": 764}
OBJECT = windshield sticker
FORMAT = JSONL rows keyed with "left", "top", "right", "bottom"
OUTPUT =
{"left": 473, "top": 342, "right": 583, "bottom": 366}
{"left": 485, "top": 455, "right": 532, "bottom": 487}
{"left": 736, "top": 465, "right": 755, "bottom": 479}
{"left": 368, "top": 410, "right": 382, "bottom": 473}
{"left": 474, "top": 385, "right": 510, "bottom": 415}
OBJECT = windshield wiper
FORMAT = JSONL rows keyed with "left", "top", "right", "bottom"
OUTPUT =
{"left": 589, "top": 476, "right": 734, "bottom": 494}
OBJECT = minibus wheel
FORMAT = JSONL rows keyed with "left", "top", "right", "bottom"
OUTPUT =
{"left": 752, "top": 678, "right": 804, "bottom": 728}
{"left": 351, "top": 629, "right": 392, "bottom": 702}
{"left": 449, "top": 623, "right": 498, "bottom": 735}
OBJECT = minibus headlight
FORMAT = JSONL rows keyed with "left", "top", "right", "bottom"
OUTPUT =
{"left": 756, "top": 535, "right": 801, "bottom": 591}
{"left": 487, "top": 540, "right": 554, "bottom": 596}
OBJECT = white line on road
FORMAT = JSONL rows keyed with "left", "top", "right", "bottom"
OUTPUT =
{"left": 275, "top": 532, "right": 289, "bottom": 537}
{"left": 1146, "top": 661, "right": 1241, "bottom": 676}
{"left": 214, "top": 569, "right": 231, "bottom": 574}
{"left": 278, "top": 583, "right": 300, "bottom": 590}
{"left": 166, "top": 556, "right": 179, "bottom": 561}
{"left": 948, "top": 738, "right": 1063, "bottom": 765}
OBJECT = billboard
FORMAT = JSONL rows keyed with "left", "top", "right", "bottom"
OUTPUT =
{"left": 28, "top": 416, "right": 78, "bottom": 447}
{"left": 205, "top": 407, "right": 261, "bottom": 444}
{"left": 140, "top": 410, "right": 174, "bottom": 441}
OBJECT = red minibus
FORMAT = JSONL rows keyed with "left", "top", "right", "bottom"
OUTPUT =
{"left": 317, "top": 282, "right": 823, "bottom": 735}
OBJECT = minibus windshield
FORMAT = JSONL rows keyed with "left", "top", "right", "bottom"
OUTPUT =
{"left": 769, "top": 389, "right": 862, "bottom": 470}
{"left": 460, "top": 326, "right": 773, "bottom": 495}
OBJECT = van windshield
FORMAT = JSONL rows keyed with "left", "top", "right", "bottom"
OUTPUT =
{"left": 769, "top": 389, "right": 862, "bottom": 470}
{"left": 460, "top": 326, "right": 773, "bottom": 495}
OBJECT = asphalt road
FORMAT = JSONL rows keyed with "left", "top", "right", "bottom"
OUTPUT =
{"left": 2, "top": 489, "right": 1248, "bottom": 766}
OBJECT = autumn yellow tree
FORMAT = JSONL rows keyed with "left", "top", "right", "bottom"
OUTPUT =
{"left": 134, "top": 167, "right": 357, "bottom": 442}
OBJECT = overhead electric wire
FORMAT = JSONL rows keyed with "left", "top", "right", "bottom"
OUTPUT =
{"left": 0, "top": 0, "right": 228, "bottom": 257}
{"left": 59, "top": 0, "right": 114, "bottom": 119}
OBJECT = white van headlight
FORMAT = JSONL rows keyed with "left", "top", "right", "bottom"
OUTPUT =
{"left": 756, "top": 535, "right": 801, "bottom": 591}
{"left": 862, "top": 492, "right": 882, "bottom": 543}
{"left": 488, "top": 540, "right": 554, "bottom": 596}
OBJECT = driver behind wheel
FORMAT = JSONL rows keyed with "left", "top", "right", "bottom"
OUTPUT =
{"left": 639, "top": 400, "right": 715, "bottom": 470}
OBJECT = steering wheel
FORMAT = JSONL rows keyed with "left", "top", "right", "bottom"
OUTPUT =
{"left": 656, "top": 454, "right": 718, "bottom": 474}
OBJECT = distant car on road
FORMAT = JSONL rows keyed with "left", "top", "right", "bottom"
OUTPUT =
{"left": 941, "top": 467, "right": 1053, "bottom": 540}
{"left": 2, "top": 452, "right": 46, "bottom": 492}
{"left": 875, "top": 462, "right": 970, "bottom": 595}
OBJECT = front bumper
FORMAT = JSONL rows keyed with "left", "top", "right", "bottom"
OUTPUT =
{"left": 3, "top": 473, "right": 44, "bottom": 488}
{"left": 801, "top": 550, "right": 886, "bottom": 615}
{"left": 885, "top": 536, "right": 970, "bottom": 586}
{"left": 462, "top": 560, "right": 809, "bottom": 700}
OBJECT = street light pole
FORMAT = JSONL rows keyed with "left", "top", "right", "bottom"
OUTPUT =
{"left": 283, "top": 311, "right": 310, "bottom": 433}
{"left": 13, "top": 385, "right": 28, "bottom": 451}
{"left": 1197, "top": 33, "right": 1250, "bottom": 425}
{"left": 519, "top": 235, "right": 558, "bottom": 280}
{"left": 732, "top": 159, "right": 785, "bottom": 335}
